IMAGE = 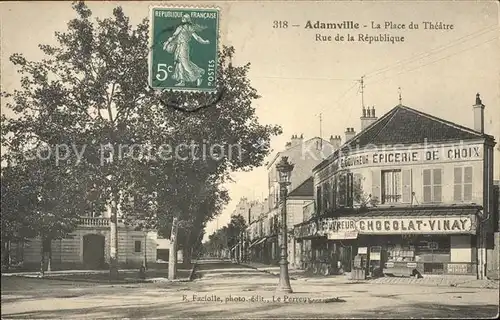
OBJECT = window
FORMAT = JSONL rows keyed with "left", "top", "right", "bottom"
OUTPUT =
{"left": 336, "top": 172, "right": 353, "bottom": 208}
{"left": 134, "top": 240, "right": 142, "bottom": 253}
{"left": 353, "top": 173, "right": 363, "bottom": 205}
{"left": 454, "top": 167, "right": 473, "bottom": 202}
{"left": 423, "top": 168, "right": 442, "bottom": 203}
{"left": 381, "top": 170, "right": 402, "bottom": 204}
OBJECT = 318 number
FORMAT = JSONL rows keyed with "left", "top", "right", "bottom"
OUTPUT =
{"left": 273, "top": 21, "right": 288, "bottom": 28}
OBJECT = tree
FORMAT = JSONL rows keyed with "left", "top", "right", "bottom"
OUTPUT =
{"left": 203, "top": 214, "right": 247, "bottom": 261}
{"left": 1, "top": 1, "right": 280, "bottom": 279}
{"left": 0, "top": 155, "right": 85, "bottom": 274}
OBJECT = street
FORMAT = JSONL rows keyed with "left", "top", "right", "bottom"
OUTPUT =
{"left": 2, "top": 260, "right": 499, "bottom": 319}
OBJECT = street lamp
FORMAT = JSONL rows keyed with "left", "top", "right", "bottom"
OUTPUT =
{"left": 276, "top": 156, "right": 294, "bottom": 293}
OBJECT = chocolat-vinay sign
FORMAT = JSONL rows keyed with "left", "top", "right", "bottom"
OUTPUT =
{"left": 294, "top": 216, "right": 477, "bottom": 239}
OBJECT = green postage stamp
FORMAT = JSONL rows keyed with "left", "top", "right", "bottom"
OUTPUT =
{"left": 149, "top": 7, "right": 220, "bottom": 92}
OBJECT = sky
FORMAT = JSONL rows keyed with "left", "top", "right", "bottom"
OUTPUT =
{"left": 1, "top": 1, "right": 499, "bottom": 242}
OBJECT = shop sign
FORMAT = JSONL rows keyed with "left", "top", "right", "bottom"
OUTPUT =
{"left": 327, "top": 231, "right": 358, "bottom": 240}
{"left": 356, "top": 216, "right": 475, "bottom": 234}
{"left": 447, "top": 264, "right": 469, "bottom": 274}
{"left": 406, "top": 262, "right": 417, "bottom": 268}
{"left": 294, "top": 222, "right": 318, "bottom": 238}
{"left": 294, "top": 215, "right": 475, "bottom": 239}
{"left": 318, "top": 219, "right": 356, "bottom": 235}
{"left": 336, "top": 144, "right": 483, "bottom": 169}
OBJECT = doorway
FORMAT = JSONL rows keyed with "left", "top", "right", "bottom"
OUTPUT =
{"left": 83, "top": 234, "right": 105, "bottom": 269}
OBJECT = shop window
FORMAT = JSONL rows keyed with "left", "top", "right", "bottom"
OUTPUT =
{"left": 454, "top": 166, "right": 473, "bottom": 202}
{"left": 381, "top": 170, "right": 402, "bottom": 204}
{"left": 423, "top": 168, "right": 442, "bottom": 203}
{"left": 134, "top": 240, "right": 142, "bottom": 253}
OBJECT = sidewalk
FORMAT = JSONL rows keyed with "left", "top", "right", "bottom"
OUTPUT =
{"left": 238, "top": 261, "right": 341, "bottom": 280}
{"left": 1, "top": 264, "right": 196, "bottom": 284}
{"left": 239, "top": 261, "right": 499, "bottom": 289}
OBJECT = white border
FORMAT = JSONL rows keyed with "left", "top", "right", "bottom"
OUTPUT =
{"left": 148, "top": 4, "right": 222, "bottom": 93}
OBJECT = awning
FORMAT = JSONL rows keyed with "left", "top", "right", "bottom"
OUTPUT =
{"left": 231, "top": 243, "right": 240, "bottom": 251}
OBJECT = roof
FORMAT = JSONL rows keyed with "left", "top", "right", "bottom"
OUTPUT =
{"left": 294, "top": 204, "right": 483, "bottom": 228}
{"left": 314, "top": 104, "right": 495, "bottom": 172}
{"left": 288, "top": 176, "right": 313, "bottom": 198}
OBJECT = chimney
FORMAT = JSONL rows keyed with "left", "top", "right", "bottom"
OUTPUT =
{"left": 345, "top": 127, "right": 356, "bottom": 142}
{"left": 290, "top": 134, "right": 304, "bottom": 147}
{"left": 360, "top": 106, "right": 378, "bottom": 131}
{"left": 329, "top": 135, "right": 342, "bottom": 150}
{"left": 473, "top": 93, "right": 485, "bottom": 133}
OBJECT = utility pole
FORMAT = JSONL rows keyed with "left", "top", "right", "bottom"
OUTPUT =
{"left": 319, "top": 113, "right": 323, "bottom": 149}
{"left": 359, "top": 76, "right": 366, "bottom": 108}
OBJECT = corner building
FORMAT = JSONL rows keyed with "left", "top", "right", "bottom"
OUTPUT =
{"left": 294, "top": 95, "right": 496, "bottom": 279}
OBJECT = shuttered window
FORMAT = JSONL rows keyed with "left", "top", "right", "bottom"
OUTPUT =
{"left": 338, "top": 173, "right": 346, "bottom": 207}
{"left": 353, "top": 173, "right": 363, "bottom": 205}
{"left": 423, "top": 168, "right": 442, "bottom": 203}
{"left": 346, "top": 172, "right": 354, "bottom": 207}
{"left": 316, "top": 185, "right": 322, "bottom": 215}
{"left": 323, "top": 182, "right": 330, "bottom": 211}
{"left": 371, "top": 170, "right": 381, "bottom": 204}
{"left": 402, "top": 169, "right": 413, "bottom": 203}
{"left": 335, "top": 172, "right": 353, "bottom": 208}
{"left": 332, "top": 177, "right": 337, "bottom": 209}
{"left": 454, "top": 167, "right": 473, "bottom": 202}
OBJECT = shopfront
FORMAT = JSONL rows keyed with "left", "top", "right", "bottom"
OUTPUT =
{"left": 294, "top": 208, "right": 480, "bottom": 277}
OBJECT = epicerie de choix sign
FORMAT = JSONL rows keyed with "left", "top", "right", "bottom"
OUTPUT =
{"left": 336, "top": 144, "right": 482, "bottom": 169}
{"left": 294, "top": 216, "right": 476, "bottom": 239}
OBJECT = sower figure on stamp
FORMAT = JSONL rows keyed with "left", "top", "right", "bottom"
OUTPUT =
{"left": 163, "top": 14, "right": 210, "bottom": 87}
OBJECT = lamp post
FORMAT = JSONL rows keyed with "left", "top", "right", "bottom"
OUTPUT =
{"left": 276, "top": 156, "right": 294, "bottom": 293}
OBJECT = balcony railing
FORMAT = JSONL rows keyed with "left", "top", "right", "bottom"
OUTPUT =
{"left": 79, "top": 217, "right": 110, "bottom": 227}
{"left": 382, "top": 194, "right": 402, "bottom": 204}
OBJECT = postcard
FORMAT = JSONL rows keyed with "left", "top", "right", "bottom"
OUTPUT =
{"left": 1, "top": 1, "right": 499, "bottom": 318}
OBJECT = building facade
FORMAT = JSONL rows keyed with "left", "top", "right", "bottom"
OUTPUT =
{"left": 246, "top": 135, "right": 338, "bottom": 267}
{"left": 15, "top": 217, "right": 158, "bottom": 271}
{"left": 294, "top": 95, "right": 497, "bottom": 279}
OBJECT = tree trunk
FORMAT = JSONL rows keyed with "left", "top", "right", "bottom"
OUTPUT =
{"left": 39, "top": 238, "right": 45, "bottom": 277}
{"left": 2, "top": 240, "right": 10, "bottom": 270}
{"left": 168, "top": 215, "right": 179, "bottom": 280}
{"left": 182, "top": 246, "right": 192, "bottom": 265}
{"left": 47, "top": 241, "right": 52, "bottom": 272}
{"left": 109, "top": 193, "right": 119, "bottom": 279}
{"left": 143, "top": 231, "right": 148, "bottom": 270}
